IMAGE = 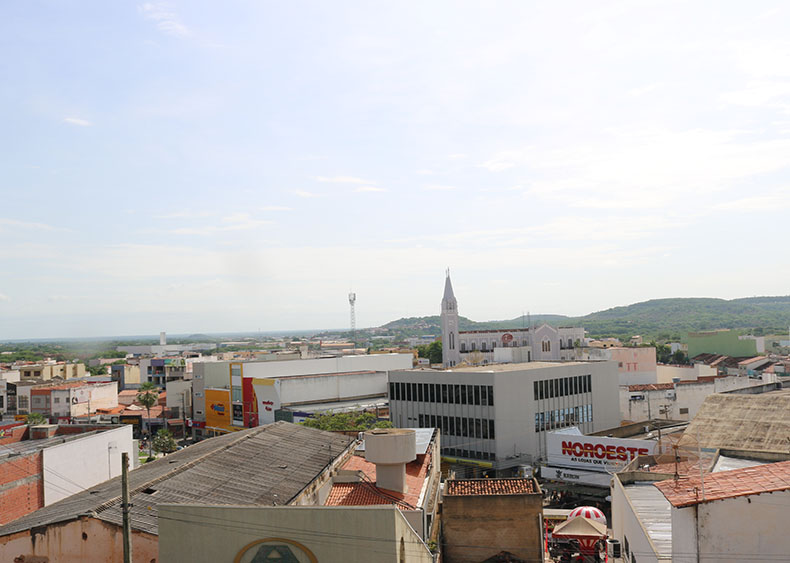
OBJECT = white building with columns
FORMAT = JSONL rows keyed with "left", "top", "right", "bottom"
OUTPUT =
{"left": 440, "top": 273, "right": 584, "bottom": 368}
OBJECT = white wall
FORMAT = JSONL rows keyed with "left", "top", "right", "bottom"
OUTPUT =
{"left": 42, "top": 425, "right": 134, "bottom": 505}
{"left": 671, "top": 490, "right": 790, "bottom": 562}
{"left": 254, "top": 371, "right": 388, "bottom": 424}
{"left": 620, "top": 376, "right": 766, "bottom": 422}
{"left": 657, "top": 364, "right": 716, "bottom": 383}
{"left": 243, "top": 353, "right": 412, "bottom": 379}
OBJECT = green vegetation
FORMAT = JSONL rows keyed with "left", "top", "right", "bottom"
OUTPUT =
{"left": 25, "top": 412, "right": 47, "bottom": 425}
{"left": 300, "top": 411, "right": 392, "bottom": 431}
{"left": 136, "top": 382, "right": 160, "bottom": 458}
{"left": 417, "top": 341, "right": 442, "bottom": 364}
{"left": 152, "top": 429, "right": 178, "bottom": 454}
{"left": 377, "top": 296, "right": 790, "bottom": 342}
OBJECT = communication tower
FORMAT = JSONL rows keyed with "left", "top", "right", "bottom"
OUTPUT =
{"left": 348, "top": 291, "right": 357, "bottom": 343}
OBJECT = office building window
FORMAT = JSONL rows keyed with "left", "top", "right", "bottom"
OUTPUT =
{"left": 430, "top": 384, "right": 436, "bottom": 402}
{"left": 461, "top": 385, "right": 467, "bottom": 405}
{"left": 418, "top": 384, "right": 424, "bottom": 402}
{"left": 487, "top": 386, "right": 494, "bottom": 405}
{"left": 474, "top": 385, "right": 481, "bottom": 405}
{"left": 489, "top": 420, "right": 496, "bottom": 439}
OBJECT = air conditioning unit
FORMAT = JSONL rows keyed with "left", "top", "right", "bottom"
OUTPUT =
{"left": 665, "top": 390, "right": 676, "bottom": 400}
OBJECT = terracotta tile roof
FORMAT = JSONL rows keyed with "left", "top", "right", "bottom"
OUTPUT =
{"left": 324, "top": 448, "right": 431, "bottom": 509}
{"left": 655, "top": 460, "right": 790, "bottom": 507}
{"left": 444, "top": 478, "right": 537, "bottom": 496}
{"left": 628, "top": 383, "right": 674, "bottom": 392}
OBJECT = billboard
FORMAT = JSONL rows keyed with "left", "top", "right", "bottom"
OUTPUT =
{"left": 546, "top": 432, "right": 656, "bottom": 472}
{"left": 205, "top": 388, "right": 231, "bottom": 430}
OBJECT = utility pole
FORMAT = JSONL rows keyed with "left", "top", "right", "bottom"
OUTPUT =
{"left": 121, "top": 452, "right": 132, "bottom": 563}
{"left": 181, "top": 391, "right": 187, "bottom": 446}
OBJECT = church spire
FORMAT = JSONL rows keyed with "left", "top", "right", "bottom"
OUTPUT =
{"left": 443, "top": 269, "right": 456, "bottom": 303}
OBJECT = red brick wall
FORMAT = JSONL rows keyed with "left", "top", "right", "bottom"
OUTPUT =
{"left": 0, "top": 452, "right": 44, "bottom": 525}
{"left": 0, "top": 424, "right": 29, "bottom": 446}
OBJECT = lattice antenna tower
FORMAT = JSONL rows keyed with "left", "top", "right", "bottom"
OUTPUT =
{"left": 348, "top": 291, "right": 357, "bottom": 344}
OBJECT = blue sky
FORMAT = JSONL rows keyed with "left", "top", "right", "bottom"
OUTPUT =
{"left": 3, "top": 1, "right": 790, "bottom": 339}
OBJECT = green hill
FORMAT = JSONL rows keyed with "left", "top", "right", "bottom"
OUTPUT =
{"left": 381, "top": 296, "right": 790, "bottom": 340}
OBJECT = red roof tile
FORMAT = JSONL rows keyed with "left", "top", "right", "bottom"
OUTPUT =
{"left": 444, "top": 478, "right": 537, "bottom": 496}
{"left": 655, "top": 460, "right": 790, "bottom": 507}
{"left": 324, "top": 448, "right": 431, "bottom": 509}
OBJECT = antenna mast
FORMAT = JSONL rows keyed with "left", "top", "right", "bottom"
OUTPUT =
{"left": 348, "top": 291, "right": 357, "bottom": 345}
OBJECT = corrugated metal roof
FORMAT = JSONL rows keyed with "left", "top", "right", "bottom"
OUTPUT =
{"left": 712, "top": 455, "right": 768, "bottom": 473}
{"left": 0, "top": 421, "right": 355, "bottom": 537}
{"left": 681, "top": 393, "right": 790, "bottom": 453}
{"left": 624, "top": 482, "right": 672, "bottom": 559}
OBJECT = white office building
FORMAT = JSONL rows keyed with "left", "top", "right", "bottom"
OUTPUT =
{"left": 440, "top": 273, "right": 584, "bottom": 368}
{"left": 388, "top": 361, "right": 619, "bottom": 471}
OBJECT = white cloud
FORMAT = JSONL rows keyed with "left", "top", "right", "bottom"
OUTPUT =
{"left": 139, "top": 2, "right": 189, "bottom": 38}
{"left": 169, "top": 213, "right": 271, "bottom": 235}
{"left": 0, "top": 218, "right": 58, "bottom": 231}
{"left": 292, "top": 190, "right": 321, "bottom": 198}
{"left": 423, "top": 184, "right": 457, "bottom": 191}
{"left": 63, "top": 117, "right": 92, "bottom": 127}
{"left": 153, "top": 210, "right": 212, "bottom": 219}
{"left": 315, "top": 176, "right": 375, "bottom": 184}
{"left": 259, "top": 206, "right": 292, "bottom": 211}
{"left": 0, "top": 293, "right": 9, "bottom": 302}
{"left": 713, "top": 192, "right": 790, "bottom": 212}
{"left": 356, "top": 186, "right": 387, "bottom": 193}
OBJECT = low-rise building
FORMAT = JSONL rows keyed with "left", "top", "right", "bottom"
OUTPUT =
{"left": 620, "top": 375, "right": 777, "bottom": 423}
{"left": 0, "top": 424, "right": 134, "bottom": 525}
{"left": 442, "top": 477, "right": 543, "bottom": 562}
{"left": 15, "top": 362, "right": 86, "bottom": 381}
{"left": 0, "top": 422, "right": 357, "bottom": 563}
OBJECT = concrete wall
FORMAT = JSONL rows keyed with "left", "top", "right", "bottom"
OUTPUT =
{"left": 0, "top": 517, "right": 159, "bottom": 563}
{"left": 620, "top": 376, "right": 766, "bottom": 422}
{"left": 165, "top": 379, "right": 192, "bottom": 415}
{"left": 672, "top": 490, "right": 790, "bottom": 563}
{"left": 657, "top": 363, "right": 716, "bottom": 383}
{"left": 610, "top": 347, "right": 658, "bottom": 385}
{"left": 442, "top": 492, "right": 543, "bottom": 563}
{"left": 157, "top": 504, "right": 433, "bottom": 563}
{"left": 42, "top": 425, "right": 134, "bottom": 505}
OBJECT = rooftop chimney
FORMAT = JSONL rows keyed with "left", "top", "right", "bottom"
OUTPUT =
{"left": 364, "top": 428, "right": 417, "bottom": 494}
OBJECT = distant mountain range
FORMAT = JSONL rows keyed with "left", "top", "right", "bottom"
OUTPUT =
{"left": 380, "top": 296, "right": 790, "bottom": 340}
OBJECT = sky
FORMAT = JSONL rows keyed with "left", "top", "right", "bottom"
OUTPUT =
{"left": 2, "top": 1, "right": 790, "bottom": 339}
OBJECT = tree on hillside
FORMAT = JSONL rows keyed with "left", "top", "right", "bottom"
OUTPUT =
{"left": 417, "top": 341, "right": 442, "bottom": 364}
{"left": 137, "top": 382, "right": 160, "bottom": 458}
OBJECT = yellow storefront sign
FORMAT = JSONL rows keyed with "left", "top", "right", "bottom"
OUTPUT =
{"left": 205, "top": 388, "right": 232, "bottom": 431}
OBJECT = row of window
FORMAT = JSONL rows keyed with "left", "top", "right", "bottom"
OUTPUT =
{"left": 534, "top": 405, "right": 593, "bottom": 431}
{"left": 417, "top": 414, "right": 496, "bottom": 440}
{"left": 460, "top": 339, "right": 527, "bottom": 352}
{"left": 442, "top": 447, "right": 494, "bottom": 461}
{"left": 533, "top": 374, "right": 591, "bottom": 400}
{"left": 390, "top": 382, "right": 494, "bottom": 406}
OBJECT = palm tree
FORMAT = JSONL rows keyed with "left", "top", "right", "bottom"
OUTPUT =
{"left": 136, "top": 382, "right": 160, "bottom": 459}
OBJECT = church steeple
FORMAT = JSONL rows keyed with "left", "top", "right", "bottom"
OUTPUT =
{"left": 442, "top": 269, "right": 457, "bottom": 310}
{"left": 440, "top": 270, "right": 461, "bottom": 368}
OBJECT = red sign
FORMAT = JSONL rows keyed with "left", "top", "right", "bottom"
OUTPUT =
{"left": 187, "top": 420, "right": 206, "bottom": 428}
{"left": 561, "top": 440, "right": 649, "bottom": 462}
{"left": 502, "top": 333, "right": 514, "bottom": 343}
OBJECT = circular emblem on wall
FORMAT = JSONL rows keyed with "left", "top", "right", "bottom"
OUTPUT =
{"left": 501, "top": 333, "right": 513, "bottom": 343}
{"left": 234, "top": 538, "right": 318, "bottom": 563}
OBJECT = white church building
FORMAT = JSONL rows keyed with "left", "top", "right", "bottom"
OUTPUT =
{"left": 440, "top": 273, "right": 585, "bottom": 368}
